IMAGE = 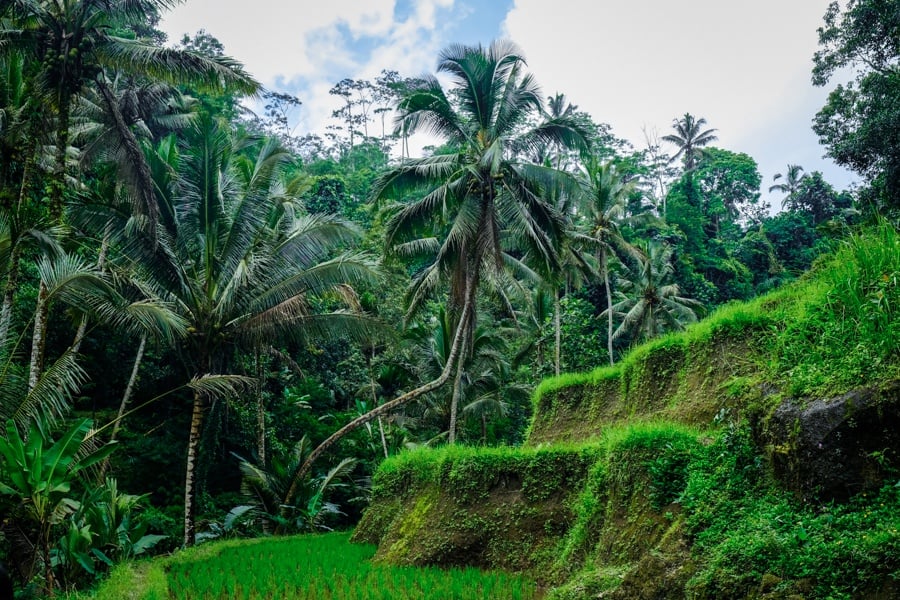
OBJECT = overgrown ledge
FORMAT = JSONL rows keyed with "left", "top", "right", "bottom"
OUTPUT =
{"left": 355, "top": 225, "right": 900, "bottom": 598}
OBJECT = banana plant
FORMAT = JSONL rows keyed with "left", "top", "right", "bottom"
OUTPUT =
{"left": 51, "top": 478, "right": 165, "bottom": 588}
{"left": 0, "top": 417, "right": 115, "bottom": 591}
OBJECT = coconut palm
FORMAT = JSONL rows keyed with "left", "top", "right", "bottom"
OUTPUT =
{"left": 572, "top": 159, "right": 639, "bottom": 365}
{"left": 0, "top": 0, "right": 258, "bottom": 219}
{"left": 1, "top": 1, "right": 259, "bottom": 392}
{"left": 605, "top": 241, "right": 701, "bottom": 344}
{"left": 80, "top": 117, "right": 378, "bottom": 546}
{"left": 769, "top": 164, "right": 807, "bottom": 206}
{"left": 379, "top": 39, "right": 587, "bottom": 428}
{"left": 662, "top": 113, "right": 718, "bottom": 171}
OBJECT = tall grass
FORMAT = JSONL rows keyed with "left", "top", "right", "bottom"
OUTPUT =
{"left": 534, "top": 221, "right": 900, "bottom": 412}
{"left": 773, "top": 221, "right": 900, "bottom": 395}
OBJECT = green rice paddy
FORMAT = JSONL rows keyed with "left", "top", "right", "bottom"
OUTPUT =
{"left": 165, "top": 532, "right": 540, "bottom": 599}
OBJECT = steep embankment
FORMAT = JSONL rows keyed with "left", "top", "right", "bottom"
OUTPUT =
{"left": 355, "top": 224, "right": 900, "bottom": 599}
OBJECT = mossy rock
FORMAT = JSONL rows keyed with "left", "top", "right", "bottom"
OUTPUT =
{"left": 761, "top": 381, "right": 900, "bottom": 501}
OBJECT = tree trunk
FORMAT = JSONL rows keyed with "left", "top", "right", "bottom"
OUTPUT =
{"left": 255, "top": 351, "right": 266, "bottom": 466}
{"left": 50, "top": 97, "right": 70, "bottom": 223}
{"left": 289, "top": 272, "right": 476, "bottom": 494}
{"left": 27, "top": 281, "right": 49, "bottom": 392}
{"left": 0, "top": 244, "right": 21, "bottom": 349}
{"left": 554, "top": 288, "right": 561, "bottom": 376}
{"left": 30, "top": 94, "right": 70, "bottom": 391}
{"left": 97, "top": 334, "right": 146, "bottom": 481}
{"left": 368, "top": 350, "right": 389, "bottom": 458}
{"left": 603, "top": 250, "right": 615, "bottom": 366}
{"left": 183, "top": 389, "right": 208, "bottom": 547}
{"left": 447, "top": 337, "right": 466, "bottom": 444}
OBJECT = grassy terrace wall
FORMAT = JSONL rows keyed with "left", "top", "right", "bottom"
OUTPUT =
{"left": 357, "top": 225, "right": 900, "bottom": 598}
{"left": 352, "top": 444, "right": 599, "bottom": 573}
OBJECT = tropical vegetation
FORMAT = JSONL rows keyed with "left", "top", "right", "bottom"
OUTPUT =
{"left": 0, "top": 0, "right": 896, "bottom": 598}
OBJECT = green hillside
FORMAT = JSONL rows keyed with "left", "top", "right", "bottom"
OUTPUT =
{"left": 355, "top": 223, "right": 900, "bottom": 599}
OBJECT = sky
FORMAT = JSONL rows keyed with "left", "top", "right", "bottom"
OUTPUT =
{"left": 159, "top": 0, "right": 858, "bottom": 207}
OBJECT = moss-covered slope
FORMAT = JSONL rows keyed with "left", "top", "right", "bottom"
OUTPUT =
{"left": 356, "top": 224, "right": 900, "bottom": 598}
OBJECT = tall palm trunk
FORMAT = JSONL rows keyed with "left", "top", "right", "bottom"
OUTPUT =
{"left": 97, "top": 334, "right": 147, "bottom": 481}
{"left": 50, "top": 97, "right": 70, "bottom": 222}
{"left": 368, "top": 349, "right": 389, "bottom": 458}
{"left": 183, "top": 387, "right": 207, "bottom": 547}
{"left": 554, "top": 288, "right": 561, "bottom": 376}
{"left": 27, "top": 281, "right": 49, "bottom": 391}
{"left": 602, "top": 249, "right": 615, "bottom": 366}
{"left": 29, "top": 95, "right": 70, "bottom": 390}
{"left": 447, "top": 331, "right": 467, "bottom": 444}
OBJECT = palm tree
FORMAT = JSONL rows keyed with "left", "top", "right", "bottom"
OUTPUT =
{"left": 380, "top": 40, "right": 587, "bottom": 439}
{"left": 234, "top": 436, "right": 357, "bottom": 535}
{"left": 291, "top": 40, "right": 589, "bottom": 480}
{"left": 769, "top": 164, "right": 806, "bottom": 206}
{"left": 605, "top": 241, "right": 701, "bottom": 344}
{"left": 573, "top": 159, "right": 639, "bottom": 365}
{"left": 84, "top": 118, "right": 378, "bottom": 546}
{"left": 662, "top": 113, "right": 718, "bottom": 171}
{"left": 0, "top": 0, "right": 259, "bottom": 219}
{"left": 379, "top": 39, "right": 587, "bottom": 427}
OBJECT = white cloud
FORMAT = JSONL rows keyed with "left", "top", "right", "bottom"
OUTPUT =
{"left": 501, "top": 0, "right": 857, "bottom": 192}
{"left": 160, "top": 0, "right": 456, "bottom": 140}
{"left": 161, "top": 1, "right": 396, "bottom": 82}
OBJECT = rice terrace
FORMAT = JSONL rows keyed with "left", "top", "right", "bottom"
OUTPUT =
{"left": 1, "top": 0, "right": 899, "bottom": 599}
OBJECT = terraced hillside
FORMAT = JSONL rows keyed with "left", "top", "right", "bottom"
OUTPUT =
{"left": 355, "top": 224, "right": 900, "bottom": 599}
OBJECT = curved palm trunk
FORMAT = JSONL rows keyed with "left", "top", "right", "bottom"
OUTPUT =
{"left": 602, "top": 250, "right": 615, "bottom": 366}
{"left": 290, "top": 272, "right": 476, "bottom": 492}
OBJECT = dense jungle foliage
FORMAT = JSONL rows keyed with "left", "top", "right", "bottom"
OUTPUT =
{"left": 0, "top": 0, "right": 897, "bottom": 597}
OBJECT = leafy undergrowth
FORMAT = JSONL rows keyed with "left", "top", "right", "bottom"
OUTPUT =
{"left": 86, "top": 532, "right": 541, "bottom": 600}
{"left": 552, "top": 422, "right": 900, "bottom": 599}
{"left": 682, "top": 423, "right": 900, "bottom": 599}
